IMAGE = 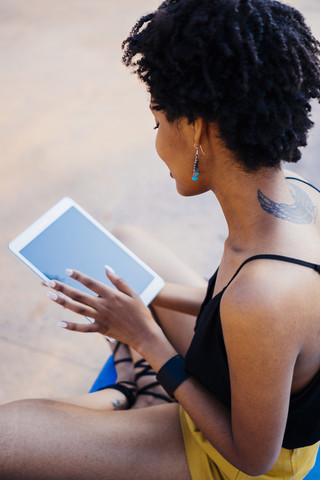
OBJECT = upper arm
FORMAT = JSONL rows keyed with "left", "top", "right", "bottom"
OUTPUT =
{"left": 220, "top": 275, "right": 300, "bottom": 473}
{"left": 152, "top": 282, "right": 207, "bottom": 315}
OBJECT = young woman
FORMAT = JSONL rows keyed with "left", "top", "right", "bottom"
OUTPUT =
{"left": 1, "top": 0, "right": 320, "bottom": 478}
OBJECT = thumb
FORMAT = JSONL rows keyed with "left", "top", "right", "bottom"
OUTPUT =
{"left": 104, "top": 265, "right": 136, "bottom": 297}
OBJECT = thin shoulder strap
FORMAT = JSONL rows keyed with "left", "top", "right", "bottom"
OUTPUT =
{"left": 224, "top": 254, "right": 320, "bottom": 290}
{"left": 221, "top": 176, "right": 320, "bottom": 292}
{"left": 285, "top": 176, "right": 320, "bottom": 194}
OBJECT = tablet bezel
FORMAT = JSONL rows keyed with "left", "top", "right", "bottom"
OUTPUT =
{"left": 8, "top": 197, "right": 164, "bottom": 306}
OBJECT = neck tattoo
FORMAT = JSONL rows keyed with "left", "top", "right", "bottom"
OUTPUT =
{"left": 257, "top": 183, "right": 318, "bottom": 225}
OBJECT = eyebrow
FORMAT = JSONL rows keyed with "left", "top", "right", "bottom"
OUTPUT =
{"left": 149, "top": 103, "right": 163, "bottom": 111}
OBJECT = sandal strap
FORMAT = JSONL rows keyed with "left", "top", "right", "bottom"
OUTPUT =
{"left": 134, "top": 359, "right": 155, "bottom": 381}
{"left": 113, "top": 341, "right": 121, "bottom": 356}
{"left": 138, "top": 382, "right": 175, "bottom": 403}
{"left": 113, "top": 357, "right": 132, "bottom": 366}
{"left": 118, "top": 380, "right": 135, "bottom": 387}
{"left": 138, "top": 381, "right": 159, "bottom": 392}
{"left": 104, "top": 342, "right": 136, "bottom": 408}
{"left": 134, "top": 359, "right": 150, "bottom": 368}
{"left": 102, "top": 381, "right": 136, "bottom": 408}
{"left": 112, "top": 342, "right": 133, "bottom": 366}
{"left": 134, "top": 360, "right": 176, "bottom": 403}
{"left": 135, "top": 370, "right": 155, "bottom": 380}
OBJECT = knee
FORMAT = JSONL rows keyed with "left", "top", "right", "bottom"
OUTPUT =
{"left": 111, "top": 225, "right": 146, "bottom": 244}
{"left": 0, "top": 399, "right": 47, "bottom": 445}
{"left": 0, "top": 399, "right": 56, "bottom": 474}
{"left": 0, "top": 398, "right": 55, "bottom": 416}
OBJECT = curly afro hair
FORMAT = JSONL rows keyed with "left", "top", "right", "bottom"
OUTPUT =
{"left": 122, "top": 0, "right": 320, "bottom": 171}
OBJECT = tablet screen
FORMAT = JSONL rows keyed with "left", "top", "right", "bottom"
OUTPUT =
{"left": 19, "top": 206, "right": 154, "bottom": 296}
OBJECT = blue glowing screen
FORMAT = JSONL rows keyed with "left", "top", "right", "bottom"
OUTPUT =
{"left": 20, "top": 207, "right": 153, "bottom": 296}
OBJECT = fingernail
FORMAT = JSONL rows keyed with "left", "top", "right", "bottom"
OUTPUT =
{"left": 57, "top": 321, "right": 68, "bottom": 328}
{"left": 106, "top": 336, "right": 117, "bottom": 343}
{"left": 105, "top": 265, "right": 115, "bottom": 274}
{"left": 47, "top": 291, "right": 59, "bottom": 301}
{"left": 66, "top": 268, "right": 74, "bottom": 277}
{"left": 48, "top": 280, "right": 56, "bottom": 288}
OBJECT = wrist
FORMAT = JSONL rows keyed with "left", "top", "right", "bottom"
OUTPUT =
{"left": 156, "top": 354, "right": 189, "bottom": 397}
{"left": 136, "top": 324, "right": 177, "bottom": 372}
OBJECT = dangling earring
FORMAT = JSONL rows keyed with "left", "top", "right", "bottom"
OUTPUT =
{"left": 192, "top": 145, "right": 199, "bottom": 181}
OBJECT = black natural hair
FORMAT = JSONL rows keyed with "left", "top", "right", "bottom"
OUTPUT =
{"left": 122, "top": 0, "right": 320, "bottom": 171}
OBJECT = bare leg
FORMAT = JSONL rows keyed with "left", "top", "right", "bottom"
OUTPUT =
{"left": 56, "top": 342, "right": 136, "bottom": 411}
{"left": 0, "top": 399, "right": 191, "bottom": 480}
{"left": 130, "top": 348, "right": 174, "bottom": 409}
{"left": 0, "top": 227, "right": 201, "bottom": 478}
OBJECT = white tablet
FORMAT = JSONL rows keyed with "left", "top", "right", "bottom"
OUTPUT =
{"left": 9, "top": 197, "right": 164, "bottom": 306}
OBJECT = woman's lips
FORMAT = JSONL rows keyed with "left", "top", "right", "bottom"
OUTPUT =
{"left": 170, "top": 172, "right": 174, "bottom": 178}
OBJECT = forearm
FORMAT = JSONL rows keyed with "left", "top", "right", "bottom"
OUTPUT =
{"left": 174, "top": 379, "right": 253, "bottom": 474}
{"left": 175, "top": 377, "right": 280, "bottom": 475}
{"left": 152, "top": 282, "right": 206, "bottom": 316}
{"left": 137, "top": 330, "right": 236, "bottom": 462}
{"left": 138, "top": 329, "right": 279, "bottom": 476}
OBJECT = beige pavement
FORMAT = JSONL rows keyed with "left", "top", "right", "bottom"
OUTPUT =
{"left": 1, "top": 0, "right": 320, "bottom": 404}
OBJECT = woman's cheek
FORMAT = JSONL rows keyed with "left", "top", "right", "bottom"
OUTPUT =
{"left": 155, "top": 133, "right": 167, "bottom": 165}
{"left": 155, "top": 132, "right": 160, "bottom": 157}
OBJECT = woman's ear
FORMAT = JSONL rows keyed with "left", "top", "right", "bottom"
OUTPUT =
{"left": 195, "top": 120, "right": 222, "bottom": 152}
{"left": 192, "top": 118, "right": 205, "bottom": 148}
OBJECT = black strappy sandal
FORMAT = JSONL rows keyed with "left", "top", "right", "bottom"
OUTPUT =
{"left": 134, "top": 358, "right": 176, "bottom": 403}
{"left": 101, "top": 342, "right": 136, "bottom": 408}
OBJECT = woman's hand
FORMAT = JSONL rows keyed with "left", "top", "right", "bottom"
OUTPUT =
{"left": 46, "top": 266, "right": 156, "bottom": 350}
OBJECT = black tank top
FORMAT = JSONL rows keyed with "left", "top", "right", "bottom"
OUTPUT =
{"left": 185, "top": 177, "right": 320, "bottom": 449}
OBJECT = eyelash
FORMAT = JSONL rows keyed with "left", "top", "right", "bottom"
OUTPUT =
{"left": 154, "top": 122, "right": 160, "bottom": 130}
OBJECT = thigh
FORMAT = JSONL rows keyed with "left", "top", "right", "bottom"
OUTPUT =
{"left": 112, "top": 225, "right": 207, "bottom": 355}
{"left": 53, "top": 388, "right": 123, "bottom": 411}
{"left": 0, "top": 399, "right": 191, "bottom": 480}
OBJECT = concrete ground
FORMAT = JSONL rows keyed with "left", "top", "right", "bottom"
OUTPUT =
{"left": 1, "top": 0, "right": 320, "bottom": 404}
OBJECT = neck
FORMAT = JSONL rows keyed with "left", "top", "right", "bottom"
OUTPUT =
{"left": 208, "top": 161, "right": 291, "bottom": 254}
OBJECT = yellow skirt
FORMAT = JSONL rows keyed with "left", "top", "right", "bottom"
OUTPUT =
{"left": 179, "top": 407, "right": 319, "bottom": 480}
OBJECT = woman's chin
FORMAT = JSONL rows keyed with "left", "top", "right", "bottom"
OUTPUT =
{"left": 176, "top": 183, "right": 198, "bottom": 197}
{"left": 175, "top": 179, "right": 209, "bottom": 197}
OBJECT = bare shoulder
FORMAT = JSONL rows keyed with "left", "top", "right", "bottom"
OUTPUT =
{"left": 282, "top": 168, "right": 320, "bottom": 187}
{"left": 283, "top": 168, "right": 320, "bottom": 197}
{"left": 220, "top": 258, "right": 320, "bottom": 347}
{"left": 283, "top": 168, "right": 307, "bottom": 181}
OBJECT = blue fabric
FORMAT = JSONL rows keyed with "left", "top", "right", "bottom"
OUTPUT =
{"left": 89, "top": 355, "right": 117, "bottom": 393}
{"left": 305, "top": 451, "right": 320, "bottom": 479}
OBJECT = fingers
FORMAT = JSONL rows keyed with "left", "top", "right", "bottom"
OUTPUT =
{"left": 44, "top": 268, "right": 138, "bottom": 337}
{"left": 104, "top": 265, "right": 136, "bottom": 298}
{"left": 56, "top": 320, "right": 99, "bottom": 333}
{"left": 48, "top": 292, "right": 100, "bottom": 332}
{"left": 65, "top": 269, "right": 110, "bottom": 297}
{"left": 45, "top": 267, "right": 136, "bottom": 300}
{"left": 47, "top": 290, "right": 98, "bottom": 320}
{"left": 47, "top": 279, "right": 98, "bottom": 309}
